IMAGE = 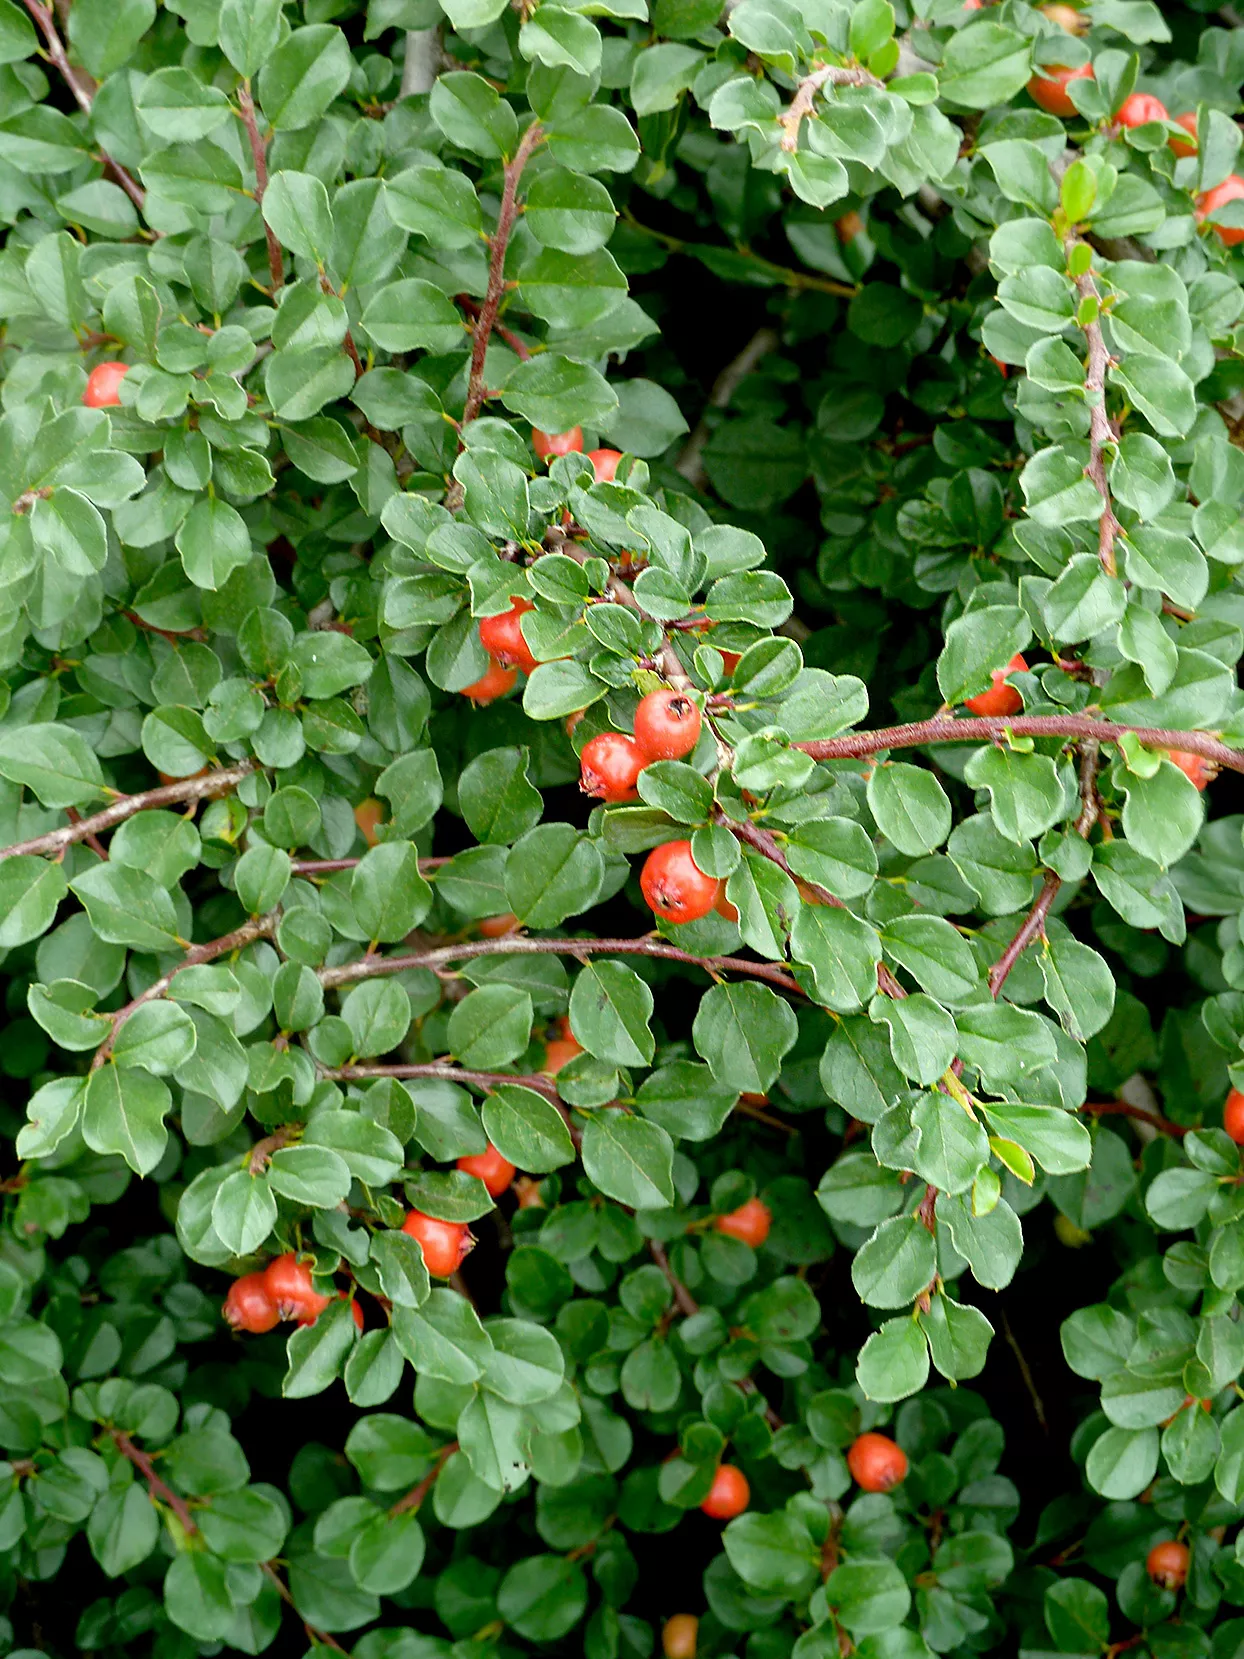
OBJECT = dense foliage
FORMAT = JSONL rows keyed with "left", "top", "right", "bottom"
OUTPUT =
{"left": 4, "top": 0, "right": 1244, "bottom": 1654}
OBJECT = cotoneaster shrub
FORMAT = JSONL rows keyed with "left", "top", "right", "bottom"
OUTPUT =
{"left": 2, "top": 0, "right": 1244, "bottom": 1654}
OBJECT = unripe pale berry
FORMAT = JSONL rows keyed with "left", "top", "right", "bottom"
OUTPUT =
{"left": 83, "top": 361, "right": 129, "bottom": 407}
{"left": 847, "top": 1431, "right": 908, "bottom": 1491}
{"left": 457, "top": 1142, "right": 517, "bottom": 1197}
{"left": 700, "top": 1464, "right": 749, "bottom": 1519}
{"left": 402, "top": 1210, "right": 473, "bottom": 1277}
{"left": 1147, "top": 1540, "right": 1189, "bottom": 1589}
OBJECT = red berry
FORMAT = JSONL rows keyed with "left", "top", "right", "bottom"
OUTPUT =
{"left": 663, "top": 1615, "right": 698, "bottom": 1659}
{"left": 265, "top": 1254, "right": 331, "bottom": 1324}
{"left": 1197, "top": 175, "right": 1244, "bottom": 245}
{"left": 964, "top": 653, "right": 1027, "bottom": 717}
{"left": 223, "top": 1273, "right": 280, "bottom": 1334}
{"left": 83, "top": 361, "right": 129, "bottom": 408}
{"left": 402, "top": 1210, "right": 473, "bottom": 1278}
{"left": 719, "top": 650, "right": 741, "bottom": 675}
{"left": 588, "top": 448, "right": 623, "bottom": 483}
{"left": 847, "top": 1432, "right": 908, "bottom": 1492}
{"left": 715, "top": 888, "right": 739, "bottom": 923}
{"left": 700, "top": 1464, "right": 749, "bottom": 1519}
{"left": 458, "top": 1142, "right": 517, "bottom": 1198}
{"left": 1167, "top": 749, "right": 1215, "bottom": 790}
{"left": 1225, "top": 1087, "right": 1244, "bottom": 1144}
{"left": 460, "top": 659, "right": 517, "bottom": 703}
{"left": 479, "top": 597, "right": 539, "bottom": 676}
{"left": 1170, "top": 112, "right": 1198, "bottom": 157}
{"left": 962, "top": 0, "right": 983, "bottom": 7}
{"left": 533, "top": 427, "right": 584, "bottom": 460}
{"left": 1117, "top": 92, "right": 1167, "bottom": 128}
{"left": 1028, "top": 63, "right": 1093, "bottom": 117}
{"left": 1147, "top": 1540, "right": 1189, "bottom": 1589}
{"left": 347, "top": 1295, "right": 364, "bottom": 1330}
{"left": 634, "top": 689, "right": 703, "bottom": 762}
{"left": 714, "top": 1197, "right": 772, "bottom": 1247}
{"left": 580, "top": 732, "right": 647, "bottom": 803}
{"left": 479, "top": 912, "right": 520, "bottom": 938}
{"left": 641, "top": 840, "right": 720, "bottom": 924}
{"left": 541, "top": 1035, "right": 582, "bottom": 1076}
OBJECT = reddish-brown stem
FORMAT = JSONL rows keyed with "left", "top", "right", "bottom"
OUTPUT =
{"left": 797, "top": 715, "right": 1244, "bottom": 772}
{"left": 917, "top": 1184, "right": 938, "bottom": 1233}
{"left": 238, "top": 83, "right": 283, "bottom": 291}
{"left": 121, "top": 610, "right": 208, "bottom": 644}
{"left": 109, "top": 1429, "right": 197, "bottom": 1535}
{"left": 322, "top": 1061, "right": 564, "bottom": 1102}
{"left": 0, "top": 761, "right": 259, "bottom": 863}
{"left": 65, "top": 806, "right": 108, "bottom": 860}
{"left": 94, "top": 912, "right": 278, "bottom": 1068}
{"left": 649, "top": 1239, "right": 699, "bottom": 1316}
{"left": 318, "top": 935, "right": 806, "bottom": 996}
{"left": 457, "top": 294, "right": 531, "bottom": 360}
{"left": 459, "top": 123, "right": 544, "bottom": 433}
{"left": 389, "top": 1442, "right": 459, "bottom": 1517}
{"left": 291, "top": 856, "right": 453, "bottom": 876}
{"left": 987, "top": 872, "right": 1061, "bottom": 996}
{"left": 1068, "top": 241, "right": 1119, "bottom": 577}
{"left": 20, "top": 0, "right": 146, "bottom": 211}
{"left": 260, "top": 1563, "right": 349, "bottom": 1655}
{"left": 1081, "top": 1100, "right": 1187, "bottom": 1138}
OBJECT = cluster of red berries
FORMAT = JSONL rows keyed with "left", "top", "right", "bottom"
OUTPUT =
{"left": 580, "top": 688, "right": 705, "bottom": 804}
{"left": 697, "top": 1430, "right": 907, "bottom": 1523}
{"left": 224, "top": 1252, "right": 364, "bottom": 1335}
{"left": 532, "top": 424, "right": 623, "bottom": 483}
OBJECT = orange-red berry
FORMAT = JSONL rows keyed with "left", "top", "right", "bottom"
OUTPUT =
{"left": 1147, "top": 1540, "right": 1189, "bottom": 1590}
{"left": 714, "top": 1197, "right": 772, "bottom": 1247}
{"left": 541, "top": 1035, "right": 583, "bottom": 1076}
{"left": 457, "top": 1142, "right": 517, "bottom": 1198}
{"left": 1167, "top": 749, "right": 1215, "bottom": 790}
{"left": 580, "top": 732, "right": 647, "bottom": 802}
{"left": 460, "top": 659, "right": 517, "bottom": 703}
{"left": 847, "top": 1432, "right": 908, "bottom": 1492}
{"left": 663, "top": 1616, "right": 698, "bottom": 1659}
{"left": 588, "top": 449, "right": 623, "bottom": 483}
{"left": 1225, "top": 1087, "right": 1244, "bottom": 1144}
{"left": 533, "top": 427, "right": 583, "bottom": 459}
{"left": 1170, "top": 112, "right": 1198, "bottom": 156}
{"left": 700, "top": 1465, "right": 749, "bottom": 1519}
{"left": 83, "top": 361, "right": 129, "bottom": 408}
{"left": 1116, "top": 92, "right": 1167, "bottom": 128}
{"left": 265, "top": 1254, "right": 332, "bottom": 1324}
{"left": 1028, "top": 63, "right": 1093, "bottom": 116}
{"left": 633, "top": 690, "right": 702, "bottom": 762}
{"left": 1197, "top": 175, "right": 1244, "bottom": 245}
{"left": 402, "top": 1210, "right": 473, "bottom": 1278}
{"left": 479, "top": 597, "right": 538, "bottom": 676}
{"left": 223, "top": 1273, "right": 280, "bottom": 1333}
{"left": 964, "top": 654, "right": 1027, "bottom": 717}
{"left": 640, "top": 841, "right": 720, "bottom": 924}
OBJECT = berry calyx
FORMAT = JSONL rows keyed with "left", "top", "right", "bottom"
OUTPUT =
{"left": 479, "top": 597, "right": 539, "bottom": 676}
{"left": 663, "top": 1615, "right": 698, "bottom": 1659}
{"left": 541, "top": 1035, "right": 583, "bottom": 1076}
{"left": 588, "top": 448, "right": 623, "bottom": 483}
{"left": 265, "top": 1254, "right": 331, "bottom": 1324}
{"left": 1197, "top": 175, "right": 1244, "bottom": 245}
{"left": 223, "top": 1272, "right": 280, "bottom": 1333}
{"left": 402, "top": 1210, "right": 473, "bottom": 1277}
{"left": 633, "top": 689, "right": 703, "bottom": 762}
{"left": 1224, "top": 1087, "right": 1244, "bottom": 1144}
{"left": 1147, "top": 1539, "right": 1189, "bottom": 1590}
{"left": 458, "top": 1142, "right": 517, "bottom": 1198}
{"left": 83, "top": 361, "right": 129, "bottom": 408}
{"left": 714, "top": 1197, "right": 772, "bottom": 1248}
{"left": 700, "top": 1464, "right": 749, "bottom": 1519}
{"left": 580, "top": 732, "right": 647, "bottom": 802}
{"left": 514, "top": 1176, "right": 545, "bottom": 1208}
{"left": 964, "top": 653, "right": 1027, "bottom": 717}
{"left": 533, "top": 426, "right": 583, "bottom": 459}
{"left": 1116, "top": 92, "right": 1167, "bottom": 128}
{"left": 1170, "top": 112, "right": 1198, "bottom": 156}
{"left": 1028, "top": 63, "right": 1093, "bottom": 117}
{"left": 460, "top": 660, "right": 518, "bottom": 703}
{"left": 835, "top": 210, "right": 865, "bottom": 242}
{"left": 1167, "top": 748, "right": 1215, "bottom": 790}
{"left": 847, "top": 1431, "right": 908, "bottom": 1492}
{"left": 640, "top": 840, "right": 721, "bottom": 924}
{"left": 354, "top": 798, "right": 384, "bottom": 848}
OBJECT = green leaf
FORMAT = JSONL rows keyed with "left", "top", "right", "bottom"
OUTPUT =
{"left": 580, "top": 1112, "right": 675, "bottom": 1208}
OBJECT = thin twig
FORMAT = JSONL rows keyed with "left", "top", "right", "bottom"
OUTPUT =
{"left": 389, "top": 1441, "right": 458, "bottom": 1516}
{"left": 65, "top": 806, "right": 108, "bottom": 860}
{"left": 1067, "top": 239, "right": 1119, "bottom": 576}
{"left": 93, "top": 913, "right": 278, "bottom": 1068}
{"left": 317, "top": 936, "right": 806, "bottom": 996}
{"left": 109, "top": 1430, "right": 197, "bottom": 1535}
{"left": 323, "top": 1061, "right": 565, "bottom": 1102}
{"left": 778, "top": 62, "right": 884, "bottom": 152}
{"left": 996, "top": 1302, "right": 1048, "bottom": 1433}
{"left": 797, "top": 715, "right": 1244, "bottom": 772}
{"left": 0, "top": 761, "right": 259, "bottom": 862}
{"left": 260, "top": 1563, "right": 349, "bottom": 1656}
{"left": 986, "top": 872, "right": 1061, "bottom": 997}
{"left": 249, "top": 1125, "right": 297, "bottom": 1176}
{"left": 1081, "top": 1100, "right": 1187, "bottom": 1138}
{"left": 238, "top": 83, "right": 283, "bottom": 291}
